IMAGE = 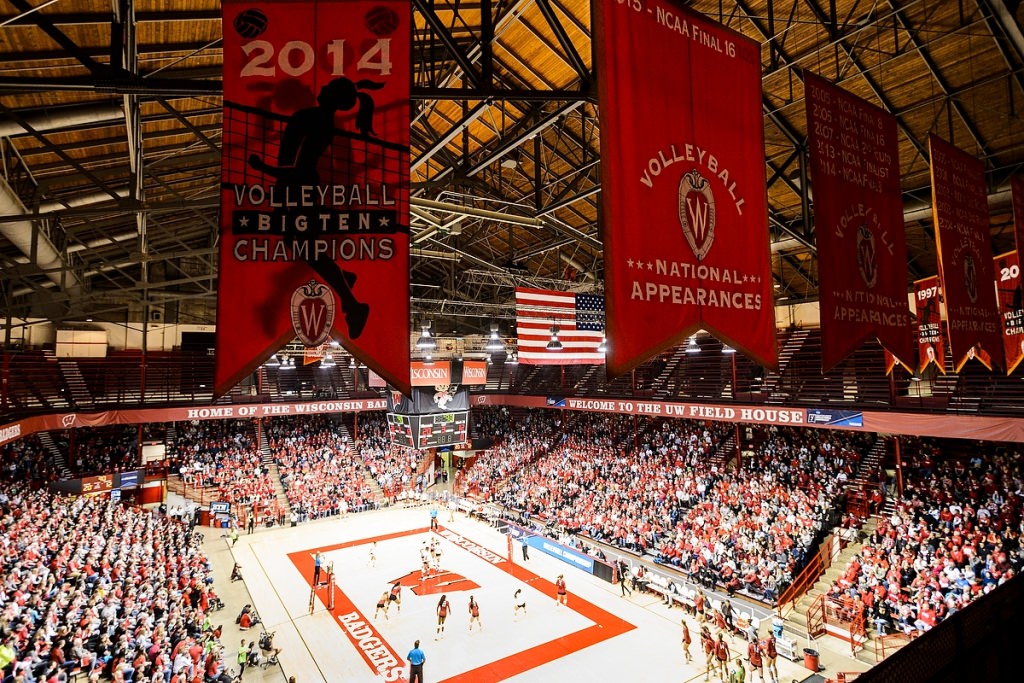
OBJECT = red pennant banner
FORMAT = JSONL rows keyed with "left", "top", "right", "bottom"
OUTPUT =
{"left": 1013, "top": 176, "right": 1024, "bottom": 254}
{"left": 928, "top": 135, "right": 1003, "bottom": 372}
{"left": 804, "top": 73, "right": 913, "bottom": 372}
{"left": 216, "top": 0, "right": 411, "bottom": 397}
{"left": 995, "top": 251, "right": 1024, "bottom": 374}
{"left": 595, "top": 0, "right": 776, "bottom": 377}
{"left": 914, "top": 276, "right": 944, "bottom": 374}
{"left": 883, "top": 348, "right": 912, "bottom": 376}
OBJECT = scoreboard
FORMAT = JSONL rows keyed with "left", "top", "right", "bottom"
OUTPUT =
{"left": 387, "top": 411, "right": 469, "bottom": 449}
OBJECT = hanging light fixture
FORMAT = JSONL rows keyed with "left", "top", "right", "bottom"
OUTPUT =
{"left": 508, "top": 353, "right": 518, "bottom": 364}
{"left": 423, "top": 353, "right": 435, "bottom": 366}
{"left": 415, "top": 321, "right": 436, "bottom": 351}
{"left": 280, "top": 355, "right": 296, "bottom": 369}
{"left": 321, "top": 352, "right": 336, "bottom": 368}
{"left": 348, "top": 356, "right": 357, "bottom": 369}
{"left": 546, "top": 324, "right": 563, "bottom": 351}
{"left": 685, "top": 335, "right": 701, "bottom": 353}
{"left": 265, "top": 354, "right": 281, "bottom": 368}
{"left": 597, "top": 336, "right": 608, "bottom": 353}
{"left": 721, "top": 344, "right": 736, "bottom": 354}
{"left": 485, "top": 322, "right": 505, "bottom": 352}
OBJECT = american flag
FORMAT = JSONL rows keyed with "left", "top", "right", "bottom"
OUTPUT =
{"left": 515, "top": 287, "right": 605, "bottom": 364}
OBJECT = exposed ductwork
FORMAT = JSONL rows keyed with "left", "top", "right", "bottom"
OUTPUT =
{"left": 771, "top": 183, "right": 1014, "bottom": 253}
{"left": 0, "top": 175, "right": 82, "bottom": 296}
{"left": 0, "top": 103, "right": 124, "bottom": 138}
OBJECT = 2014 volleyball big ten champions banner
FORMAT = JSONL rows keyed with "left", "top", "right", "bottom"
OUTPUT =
{"left": 995, "top": 251, "right": 1024, "bottom": 374}
{"left": 928, "top": 135, "right": 1003, "bottom": 371}
{"left": 216, "top": 0, "right": 412, "bottom": 397}
{"left": 804, "top": 73, "right": 913, "bottom": 372}
{"left": 915, "top": 276, "right": 944, "bottom": 374}
{"left": 595, "top": 0, "right": 776, "bottom": 377}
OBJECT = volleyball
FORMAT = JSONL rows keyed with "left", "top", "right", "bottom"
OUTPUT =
{"left": 233, "top": 8, "right": 269, "bottom": 39}
{"left": 365, "top": 6, "right": 399, "bottom": 36}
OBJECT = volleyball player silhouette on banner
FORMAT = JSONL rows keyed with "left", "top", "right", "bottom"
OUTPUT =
{"left": 248, "top": 77, "right": 385, "bottom": 339}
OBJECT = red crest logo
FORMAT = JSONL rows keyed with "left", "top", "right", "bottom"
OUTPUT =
{"left": 290, "top": 280, "right": 335, "bottom": 346}
{"left": 678, "top": 170, "right": 716, "bottom": 262}
{"left": 390, "top": 390, "right": 404, "bottom": 408}
{"left": 964, "top": 253, "right": 978, "bottom": 304}
{"left": 856, "top": 223, "right": 878, "bottom": 288}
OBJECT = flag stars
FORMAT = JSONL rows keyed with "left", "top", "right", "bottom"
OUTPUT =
{"left": 627, "top": 259, "right": 635, "bottom": 268}
{"left": 646, "top": 261, "right": 654, "bottom": 270}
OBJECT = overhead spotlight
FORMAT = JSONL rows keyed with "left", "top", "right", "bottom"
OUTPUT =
{"left": 423, "top": 353, "right": 435, "bottom": 366}
{"left": 721, "top": 344, "right": 736, "bottom": 354}
{"left": 265, "top": 354, "right": 281, "bottom": 368}
{"left": 910, "top": 375, "right": 922, "bottom": 382}
{"left": 597, "top": 336, "right": 608, "bottom": 353}
{"left": 348, "top": 357, "right": 357, "bottom": 369}
{"left": 415, "top": 321, "right": 437, "bottom": 351}
{"left": 330, "top": 339, "right": 341, "bottom": 348}
{"left": 280, "top": 355, "right": 295, "bottom": 369}
{"left": 320, "top": 352, "right": 336, "bottom": 368}
{"left": 486, "top": 322, "right": 505, "bottom": 352}
{"left": 509, "top": 353, "right": 519, "bottom": 364}
{"left": 546, "top": 324, "right": 563, "bottom": 351}
{"left": 685, "top": 336, "right": 701, "bottom": 354}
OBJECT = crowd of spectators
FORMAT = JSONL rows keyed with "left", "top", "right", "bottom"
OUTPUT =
{"left": 356, "top": 413, "right": 428, "bottom": 498}
{"left": 470, "top": 412, "right": 870, "bottom": 602}
{"left": 171, "top": 421, "right": 276, "bottom": 509}
{"left": 267, "top": 415, "right": 377, "bottom": 519}
{"left": 825, "top": 441, "right": 1023, "bottom": 637}
{"left": 0, "top": 484, "right": 232, "bottom": 683}
{"left": 0, "top": 434, "right": 59, "bottom": 483}
{"left": 60, "top": 427, "right": 139, "bottom": 476}
{"left": 457, "top": 408, "right": 564, "bottom": 499}
{"left": 655, "top": 427, "right": 865, "bottom": 600}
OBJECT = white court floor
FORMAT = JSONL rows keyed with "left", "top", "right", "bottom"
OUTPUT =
{"left": 218, "top": 506, "right": 830, "bottom": 683}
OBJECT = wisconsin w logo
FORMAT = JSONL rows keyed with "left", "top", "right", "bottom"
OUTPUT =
{"left": 678, "top": 170, "right": 716, "bottom": 261}
{"left": 290, "top": 280, "right": 336, "bottom": 346}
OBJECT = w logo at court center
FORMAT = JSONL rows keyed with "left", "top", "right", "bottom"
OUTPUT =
{"left": 677, "top": 169, "right": 716, "bottom": 261}
{"left": 290, "top": 279, "right": 336, "bottom": 346}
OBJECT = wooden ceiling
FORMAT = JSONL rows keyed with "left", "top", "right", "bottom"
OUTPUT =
{"left": 0, "top": 0, "right": 1022, "bottom": 338}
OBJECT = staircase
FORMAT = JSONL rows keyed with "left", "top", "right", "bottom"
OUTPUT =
{"left": 37, "top": 431, "right": 71, "bottom": 479}
{"left": 653, "top": 347, "right": 687, "bottom": 399}
{"left": 762, "top": 328, "right": 809, "bottom": 403}
{"left": 845, "top": 438, "right": 887, "bottom": 496}
{"left": 260, "top": 429, "right": 292, "bottom": 519}
{"left": 57, "top": 360, "right": 94, "bottom": 410}
{"left": 710, "top": 431, "right": 738, "bottom": 469}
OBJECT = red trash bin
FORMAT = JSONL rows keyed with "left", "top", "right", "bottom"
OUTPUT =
{"left": 803, "top": 648, "right": 820, "bottom": 671}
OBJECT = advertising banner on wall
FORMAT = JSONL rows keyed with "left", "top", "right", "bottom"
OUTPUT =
{"left": 217, "top": 0, "right": 412, "bottom": 397}
{"left": 928, "top": 134, "right": 1003, "bottom": 371}
{"left": 804, "top": 72, "right": 913, "bottom": 372}
{"left": 595, "top": 0, "right": 776, "bottom": 377}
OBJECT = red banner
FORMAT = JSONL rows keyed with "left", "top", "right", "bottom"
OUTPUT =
{"left": 461, "top": 360, "right": 488, "bottom": 385}
{"left": 928, "top": 135, "right": 1003, "bottom": 371}
{"left": 914, "top": 276, "right": 944, "bottom": 374}
{"left": 217, "top": 0, "right": 411, "bottom": 397}
{"left": 804, "top": 73, "right": 913, "bottom": 372}
{"left": 1013, "top": 175, "right": 1024, "bottom": 253}
{"left": 883, "top": 348, "right": 912, "bottom": 376}
{"left": 595, "top": 0, "right": 775, "bottom": 377}
{"left": 995, "top": 251, "right": 1024, "bottom": 374}
{"left": 410, "top": 361, "right": 451, "bottom": 386}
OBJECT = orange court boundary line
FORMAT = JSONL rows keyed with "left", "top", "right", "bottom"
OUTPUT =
{"left": 287, "top": 524, "right": 636, "bottom": 683}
